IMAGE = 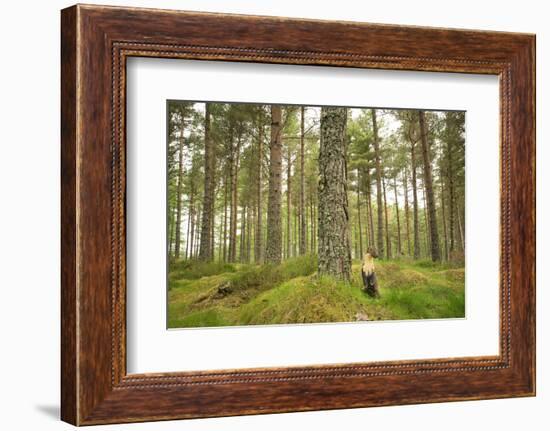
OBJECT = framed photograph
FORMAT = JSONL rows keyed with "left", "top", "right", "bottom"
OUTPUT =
{"left": 61, "top": 4, "right": 535, "bottom": 425}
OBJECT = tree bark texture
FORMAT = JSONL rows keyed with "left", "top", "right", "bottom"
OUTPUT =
{"left": 318, "top": 107, "right": 352, "bottom": 281}
{"left": 356, "top": 169, "right": 364, "bottom": 258}
{"left": 403, "top": 169, "right": 411, "bottom": 256}
{"left": 382, "top": 174, "right": 391, "bottom": 259}
{"left": 372, "top": 109, "right": 384, "bottom": 257}
{"left": 393, "top": 176, "right": 402, "bottom": 256}
{"left": 174, "top": 112, "right": 185, "bottom": 259}
{"left": 265, "top": 105, "right": 283, "bottom": 264}
{"left": 199, "top": 103, "right": 214, "bottom": 260}
{"left": 255, "top": 110, "right": 264, "bottom": 263}
{"left": 299, "top": 106, "right": 307, "bottom": 255}
{"left": 418, "top": 110, "right": 441, "bottom": 262}
{"left": 410, "top": 137, "right": 421, "bottom": 260}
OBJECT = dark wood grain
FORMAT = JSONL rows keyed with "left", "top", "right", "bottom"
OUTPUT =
{"left": 60, "top": 5, "right": 78, "bottom": 425}
{"left": 61, "top": 4, "right": 535, "bottom": 425}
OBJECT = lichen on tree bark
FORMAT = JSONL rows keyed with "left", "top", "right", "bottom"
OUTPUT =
{"left": 317, "top": 107, "right": 352, "bottom": 281}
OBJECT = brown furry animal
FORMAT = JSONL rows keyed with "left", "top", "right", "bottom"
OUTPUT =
{"left": 361, "top": 247, "right": 379, "bottom": 298}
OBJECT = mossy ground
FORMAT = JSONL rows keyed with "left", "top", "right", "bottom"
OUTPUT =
{"left": 167, "top": 255, "right": 465, "bottom": 328}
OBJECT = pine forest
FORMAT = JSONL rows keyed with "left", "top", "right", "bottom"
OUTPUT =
{"left": 167, "top": 101, "right": 466, "bottom": 328}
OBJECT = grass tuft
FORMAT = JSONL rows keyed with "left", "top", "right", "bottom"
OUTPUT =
{"left": 167, "top": 255, "right": 465, "bottom": 328}
{"left": 168, "top": 259, "right": 236, "bottom": 284}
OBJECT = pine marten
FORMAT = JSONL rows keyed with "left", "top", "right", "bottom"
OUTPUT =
{"left": 361, "top": 247, "right": 379, "bottom": 297}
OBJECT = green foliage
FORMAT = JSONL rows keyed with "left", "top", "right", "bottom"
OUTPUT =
{"left": 168, "top": 103, "right": 465, "bottom": 264}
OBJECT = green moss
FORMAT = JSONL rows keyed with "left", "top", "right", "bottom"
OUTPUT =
{"left": 168, "top": 308, "right": 231, "bottom": 328}
{"left": 168, "top": 259, "right": 236, "bottom": 283}
{"left": 238, "top": 276, "right": 362, "bottom": 325}
{"left": 383, "top": 269, "right": 429, "bottom": 289}
{"left": 167, "top": 256, "right": 465, "bottom": 328}
{"left": 439, "top": 268, "right": 466, "bottom": 283}
{"left": 226, "top": 254, "right": 317, "bottom": 294}
{"left": 378, "top": 285, "right": 464, "bottom": 320}
{"left": 413, "top": 259, "right": 441, "bottom": 269}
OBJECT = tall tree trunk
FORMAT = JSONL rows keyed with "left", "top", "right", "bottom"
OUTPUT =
{"left": 312, "top": 197, "right": 316, "bottom": 253}
{"left": 222, "top": 170, "right": 228, "bottom": 262}
{"left": 456, "top": 201, "right": 465, "bottom": 252}
{"left": 248, "top": 203, "right": 253, "bottom": 262}
{"left": 365, "top": 169, "right": 375, "bottom": 249}
{"left": 199, "top": 104, "right": 214, "bottom": 260}
{"left": 211, "top": 184, "right": 217, "bottom": 259}
{"left": 255, "top": 111, "right": 264, "bottom": 263}
{"left": 265, "top": 106, "right": 283, "bottom": 264}
{"left": 229, "top": 130, "right": 242, "bottom": 262}
{"left": 228, "top": 133, "right": 235, "bottom": 262}
{"left": 218, "top": 192, "right": 224, "bottom": 262}
{"left": 292, "top": 208, "right": 300, "bottom": 256}
{"left": 363, "top": 182, "right": 371, "bottom": 250}
{"left": 418, "top": 111, "right": 441, "bottom": 261}
{"left": 185, "top": 184, "right": 194, "bottom": 259}
{"left": 318, "top": 107, "right": 351, "bottom": 280}
{"left": 174, "top": 113, "right": 185, "bottom": 259}
{"left": 305, "top": 195, "right": 309, "bottom": 253}
{"left": 240, "top": 204, "right": 246, "bottom": 262}
{"left": 315, "top": 201, "right": 318, "bottom": 253}
{"left": 422, "top": 177, "right": 430, "bottom": 257}
{"left": 382, "top": 173, "right": 391, "bottom": 259}
{"left": 440, "top": 182, "right": 449, "bottom": 261}
{"left": 168, "top": 205, "right": 176, "bottom": 257}
{"left": 393, "top": 176, "right": 402, "bottom": 256}
{"left": 299, "top": 106, "right": 307, "bottom": 255}
{"left": 447, "top": 133, "right": 456, "bottom": 253}
{"left": 356, "top": 169, "right": 364, "bottom": 257}
{"left": 411, "top": 140, "right": 421, "bottom": 259}
{"left": 286, "top": 143, "right": 292, "bottom": 260}
{"left": 403, "top": 169, "right": 411, "bottom": 256}
{"left": 189, "top": 201, "right": 196, "bottom": 259}
{"left": 194, "top": 205, "right": 201, "bottom": 257}
{"left": 355, "top": 224, "right": 359, "bottom": 258}
{"left": 372, "top": 109, "right": 384, "bottom": 257}
{"left": 310, "top": 194, "right": 315, "bottom": 252}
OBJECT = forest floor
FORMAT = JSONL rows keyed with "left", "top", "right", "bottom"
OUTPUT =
{"left": 167, "top": 255, "right": 465, "bottom": 329}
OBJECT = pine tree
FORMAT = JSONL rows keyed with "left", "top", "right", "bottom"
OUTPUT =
{"left": 318, "top": 107, "right": 351, "bottom": 280}
{"left": 266, "top": 106, "right": 283, "bottom": 264}
{"left": 418, "top": 111, "right": 441, "bottom": 262}
{"left": 372, "top": 109, "right": 385, "bottom": 257}
{"left": 199, "top": 103, "right": 214, "bottom": 260}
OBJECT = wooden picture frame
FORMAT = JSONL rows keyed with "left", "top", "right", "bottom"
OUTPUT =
{"left": 61, "top": 4, "right": 535, "bottom": 425}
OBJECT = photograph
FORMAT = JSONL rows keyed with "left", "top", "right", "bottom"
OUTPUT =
{"left": 167, "top": 101, "right": 466, "bottom": 328}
